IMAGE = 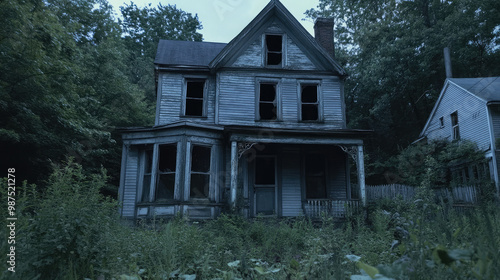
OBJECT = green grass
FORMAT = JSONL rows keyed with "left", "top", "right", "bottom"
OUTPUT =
{"left": 2, "top": 162, "right": 500, "bottom": 279}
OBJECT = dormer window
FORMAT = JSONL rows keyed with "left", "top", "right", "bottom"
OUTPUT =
{"left": 184, "top": 79, "right": 206, "bottom": 117}
{"left": 265, "top": 34, "right": 283, "bottom": 66}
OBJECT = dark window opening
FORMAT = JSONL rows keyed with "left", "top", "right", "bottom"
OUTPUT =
{"left": 305, "top": 154, "right": 327, "bottom": 199}
{"left": 265, "top": 35, "right": 282, "bottom": 66}
{"left": 185, "top": 80, "right": 205, "bottom": 116}
{"left": 301, "top": 85, "right": 319, "bottom": 121}
{"left": 255, "top": 157, "right": 276, "bottom": 185}
{"left": 156, "top": 144, "right": 177, "bottom": 201}
{"left": 254, "top": 157, "right": 276, "bottom": 215}
{"left": 141, "top": 149, "right": 153, "bottom": 202}
{"left": 439, "top": 116, "right": 444, "bottom": 128}
{"left": 259, "top": 83, "right": 277, "bottom": 120}
{"left": 190, "top": 145, "right": 211, "bottom": 199}
{"left": 451, "top": 112, "right": 460, "bottom": 140}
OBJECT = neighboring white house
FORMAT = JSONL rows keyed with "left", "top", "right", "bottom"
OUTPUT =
{"left": 418, "top": 77, "right": 500, "bottom": 193}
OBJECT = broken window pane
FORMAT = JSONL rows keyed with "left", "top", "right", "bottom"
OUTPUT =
{"left": 259, "top": 83, "right": 277, "bottom": 120}
{"left": 185, "top": 80, "right": 205, "bottom": 116}
{"left": 302, "top": 104, "right": 318, "bottom": 121}
{"left": 266, "top": 35, "right": 282, "bottom": 66}
{"left": 159, "top": 144, "right": 176, "bottom": 172}
{"left": 301, "top": 85, "right": 317, "bottom": 103}
{"left": 305, "top": 154, "right": 327, "bottom": 199}
{"left": 190, "top": 174, "right": 210, "bottom": 198}
{"left": 260, "top": 84, "right": 276, "bottom": 101}
{"left": 156, "top": 174, "right": 175, "bottom": 200}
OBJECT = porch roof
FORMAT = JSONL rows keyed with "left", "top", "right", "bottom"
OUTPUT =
{"left": 225, "top": 125, "right": 371, "bottom": 145}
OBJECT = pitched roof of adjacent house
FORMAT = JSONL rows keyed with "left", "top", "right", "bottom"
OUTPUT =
{"left": 449, "top": 77, "right": 500, "bottom": 102}
{"left": 154, "top": 40, "right": 227, "bottom": 67}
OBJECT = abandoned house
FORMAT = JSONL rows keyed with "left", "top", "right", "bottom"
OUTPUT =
{"left": 418, "top": 77, "right": 500, "bottom": 193}
{"left": 118, "top": 0, "right": 371, "bottom": 220}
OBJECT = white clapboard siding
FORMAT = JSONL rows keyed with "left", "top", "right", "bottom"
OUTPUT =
{"left": 122, "top": 148, "right": 139, "bottom": 217}
{"left": 281, "top": 147, "right": 302, "bottom": 216}
{"left": 425, "top": 83, "right": 490, "bottom": 150}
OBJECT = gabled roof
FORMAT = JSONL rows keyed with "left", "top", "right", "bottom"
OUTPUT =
{"left": 419, "top": 76, "right": 500, "bottom": 138}
{"left": 154, "top": 40, "right": 227, "bottom": 67}
{"left": 448, "top": 77, "right": 500, "bottom": 102}
{"left": 209, "top": 0, "right": 346, "bottom": 75}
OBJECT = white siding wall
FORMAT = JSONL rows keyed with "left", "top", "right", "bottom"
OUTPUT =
{"left": 425, "top": 83, "right": 490, "bottom": 151}
{"left": 122, "top": 147, "right": 139, "bottom": 217}
{"left": 281, "top": 147, "right": 302, "bottom": 216}
{"left": 218, "top": 71, "right": 344, "bottom": 129}
{"left": 156, "top": 73, "right": 216, "bottom": 125}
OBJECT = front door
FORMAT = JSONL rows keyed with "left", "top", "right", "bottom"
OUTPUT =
{"left": 254, "top": 156, "right": 276, "bottom": 216}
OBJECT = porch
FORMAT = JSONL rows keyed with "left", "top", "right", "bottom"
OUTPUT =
{"left": 225, "top": 127, "right": 368, "bottom": 218}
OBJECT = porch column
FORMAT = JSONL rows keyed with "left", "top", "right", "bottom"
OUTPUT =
{"left": 230, "top": 141, "right": 238, "bottom": 208}
{"left": 357, "top": 144, "right": 367, "bottom": 206}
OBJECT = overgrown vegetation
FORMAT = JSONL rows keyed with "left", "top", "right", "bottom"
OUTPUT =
{"left": 1, "top": 162, "right": 499, "bottom": 279}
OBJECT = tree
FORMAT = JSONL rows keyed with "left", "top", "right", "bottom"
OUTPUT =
{"left": 306, "top": 0, "right": 500, "bottom": 183}
{"left": 120, "top": 2, "right": 203, "bottom": 104}
{"left": 0, "top": 0, "right": 151, "bottom": 190}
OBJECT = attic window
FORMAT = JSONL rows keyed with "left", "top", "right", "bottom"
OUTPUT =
{"left": 439, "top": 117, "right": 444, "bottom": 128}
{"left": 259, "top": 83, "right": 278, "bottom": 120}
{"left": 185, "top": 79, "right": 205, "bottom": 117}
{"left": 265, "top": 34, "right": 282, "bottom": 66}
{"left": 451, "top": 112, "right": 460, "bottom": 140}
{"left": 301, "top": 84, "right": 319, "bottom": 121}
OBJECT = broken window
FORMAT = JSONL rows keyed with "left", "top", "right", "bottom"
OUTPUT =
{"left": 190, "top": 145, "right": 211, "bottom": 199}
{"left": 185, "top": 79, "right": 205, "bottom": 117}
{"left": 156, "top": 144, "right": 177, "bottom": 201}
{"left": 259, "top": 83, "right": 277, "bottom": 120}
{"left": 265, "top": 34, "right": 282, "bottom": 66}
{"left": 439, "top": 116, "right": 444, "bottom": 128}
{"left": 451, "top": 112, "right": 460, "bottom": 140}
{"left": 141, "top": 148, "right": 153, "bottom": 202}
{"left": 305, "top": 154, "right": 327, "bottom": 199}
{"left": 301, "top": 84, "right": 319, "bottom": 121}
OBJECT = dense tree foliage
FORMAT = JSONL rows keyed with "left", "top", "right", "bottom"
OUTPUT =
{"left": 306, "top": 0, "right": 500, "bottom": 183}
{"left": 120, "top": 2, "right": 203, "bottom": 104}
{"left": 0, "top": 0, "right": 203, "bottom": 192}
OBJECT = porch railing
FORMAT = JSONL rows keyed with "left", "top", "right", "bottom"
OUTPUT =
{"left": 304, "top": 199, "right": 360, "bottom": 219}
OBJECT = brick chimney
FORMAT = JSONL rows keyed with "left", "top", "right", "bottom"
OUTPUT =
{"left": 314, "top": 18, "right": 335, "bottom": 58}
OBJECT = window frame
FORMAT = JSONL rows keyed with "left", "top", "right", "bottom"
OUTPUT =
{"left": 182, "top": 77, "right": 208, "bottom": 118}
{"left": 154, "top": 143, "right": 178, "bottom": 202}
{"left": 263, "top": 33, "right": 285, "bottom": 68}
{"left": 439, "top": 116, "right": 444, "bottom": 128}
{"left": 184, "top": 142, "right": 214, "bottom": 201}
{"left": 298, "top": 80, "right": 322, "bottom": 122}
{"left": 255, "top": 78, "right": 281, "bottom": 121}
{"left": 450, "top": 111, "right": 460, "bottom": 140}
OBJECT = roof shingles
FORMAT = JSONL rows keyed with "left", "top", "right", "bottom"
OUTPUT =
{"left": 154, "top": 40, "right": 227, "bottom": 67}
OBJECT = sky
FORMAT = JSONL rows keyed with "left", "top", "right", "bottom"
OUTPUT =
{"left": 106, "top": 0, "right": 320, "bottom": 43}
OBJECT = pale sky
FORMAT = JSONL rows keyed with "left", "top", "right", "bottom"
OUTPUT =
{"left": 107, "top": 0, "right": 320, "bottom": 43}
